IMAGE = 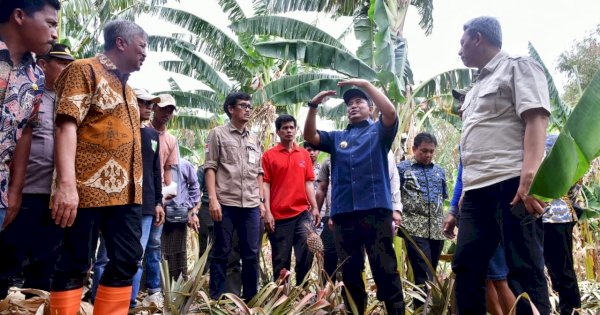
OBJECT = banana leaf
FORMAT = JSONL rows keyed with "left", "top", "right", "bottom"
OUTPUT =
{"left": 530, "top": 70, "right": 600, "bottom": 201}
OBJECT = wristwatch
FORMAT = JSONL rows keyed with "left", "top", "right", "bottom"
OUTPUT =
{"left": 307, "top": 101, "right": 319, "bottom": 109}
{"left": 259, "top": 197, "right": 265, "bottom": 203}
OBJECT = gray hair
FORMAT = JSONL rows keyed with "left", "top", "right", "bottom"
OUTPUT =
{"left": 463, "top": 16, "right": 502, "bottom": 48}
{"left": 103, "top": 19, "right": 147, "bottom": 51}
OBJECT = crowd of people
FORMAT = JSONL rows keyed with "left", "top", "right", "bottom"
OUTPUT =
{"left": 0, "top": 1, "right": 584, "bottom": 314}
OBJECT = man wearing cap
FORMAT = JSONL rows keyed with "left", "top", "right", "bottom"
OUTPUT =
{"left": 304, "top": 79, "right": 404, "bottom": 315}
{"left": 0, "top": 0, "right": 60, "bottom": 231}
{"left": 0, "top": 43, "right": 73, "bottom": 298}
{"left": 452, "top": 16, "right": 551, "bottom": 314}
{"left": 50, "top": 20, "right": 147, "bottom": 314}
{"left": 90, "top": 87, "right": 165, "bottom": 309}
{"left": 149, "top": 93, "right": 178, "bottom": 186}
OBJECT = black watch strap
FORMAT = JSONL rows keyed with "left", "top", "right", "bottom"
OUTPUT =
{"left": 307, "top": 101, "right": 319, "bottom": 108}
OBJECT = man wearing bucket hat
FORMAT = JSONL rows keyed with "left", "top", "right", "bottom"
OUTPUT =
{"left": 0, "top": 43, "right": 74, "bottom": 298}
{"left": 304, "top": 79, "right": 404, "bottom": 315}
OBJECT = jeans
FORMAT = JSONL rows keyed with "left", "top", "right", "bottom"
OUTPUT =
{"left": 268, "top": 211, "right": 314, "bottom": 285}
{"left": 51, "top": 205, "right": 143, "bottom": 291}
{"left": 0, "top": 194, "right": 63, "bottom": 298}
{"left": 0, "top": 208, "right": 5, "bottom": 233}
{"left": 544, "top": 222, "right": 580, "bottom": 315}
{"left": 333, "top": 209, "right": 405, "bottom": 315}
{"left": 452, "top": 177, "right": 550, "bottom": 315}
{"left": 92, "top": 215, "right": 162, "bottom": 307}
{"left": 209, "top": 205, "right": 260, "bottom": 301}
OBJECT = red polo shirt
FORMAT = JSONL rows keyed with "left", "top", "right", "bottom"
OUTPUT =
{"left": 262, "top": 143, "right": 315, "bottom": 220}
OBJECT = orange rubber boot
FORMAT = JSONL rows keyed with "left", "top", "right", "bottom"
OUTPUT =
{"left": 50, "top": 287, "right": 83, "bottom": 315}
{"left": 93, "top": 285, "right": 132, "bottom": 315}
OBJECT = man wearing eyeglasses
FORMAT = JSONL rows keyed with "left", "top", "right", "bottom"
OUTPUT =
{"left": 205, "top": 92, "right": 265, "bottom": 301}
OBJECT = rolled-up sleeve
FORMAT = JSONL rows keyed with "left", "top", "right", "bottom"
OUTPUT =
{"left": 378, "top": 117, "right": 399, "bottom": 149}
{"left": 204, "top": 129, "right": 219, "bottom": 171}
{"left": 514, "top": 59, "right": 551, "bottom": 117}
{"left": 316, "top": 130, "right": 334, "bottom": 154}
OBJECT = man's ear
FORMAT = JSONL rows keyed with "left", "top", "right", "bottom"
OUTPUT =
{"left": 115, "top": 37, "right": 128, "bottom": 51}
{"left": 12, "top": 8, "right": 26, "bottom": 26}
{"left": 36, "top": 59, "right": 48, "bottom": 72}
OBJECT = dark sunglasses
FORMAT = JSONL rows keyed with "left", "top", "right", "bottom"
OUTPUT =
{"left": 138, "top": 100, "right": 156, "bottom": 107}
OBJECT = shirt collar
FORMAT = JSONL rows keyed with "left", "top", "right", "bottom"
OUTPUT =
{"left": 411, "top": 158, "right": 435, "bottom": 167}
{"left": 479, "top": 50, "right": 509, "bottom": 79}
{"left": 346, "top": 118, "right": 372, "bottom": 130}
{"left": 0, "top": 39, "right": 35, "bottom": 67}
{"left": 96, "top": 53, "right": 130, "bottom": 83}
{"left": 227, "top": 122, "right": 249, "bottom": 136}
{"left": 277, "top": 142, "right": 299, "bottom": 152}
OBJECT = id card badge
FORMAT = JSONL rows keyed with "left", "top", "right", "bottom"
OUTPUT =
{"left": 248, "top": 150, "right": 257, "bottom": 164}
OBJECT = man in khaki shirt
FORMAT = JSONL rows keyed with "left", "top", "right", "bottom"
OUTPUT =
{"left": 451, "top": 16, "right": 552, "bottom": 315}
{"left": 205, "top": 92, "right": 265, "bottom": 301}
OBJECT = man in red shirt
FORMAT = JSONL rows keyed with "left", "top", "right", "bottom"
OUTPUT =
{"left": 262, "top": 114, "right": 319, "bottom": 284}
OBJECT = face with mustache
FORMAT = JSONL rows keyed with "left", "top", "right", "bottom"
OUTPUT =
{"left": 346, "top": 96, "right": 372, "bottom": 124}
{"left": 119, "top": 33, "right": 147, "bottom": 73}
{"left": 15, "top": 4, "right": 59, "bottom": 55}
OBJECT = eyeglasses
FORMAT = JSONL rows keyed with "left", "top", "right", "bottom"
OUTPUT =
{"left": 138, "top": 100, "right": 155, "bottom": 108}
{"left": 237, "top": 103, "right": 253, "bottom": 111}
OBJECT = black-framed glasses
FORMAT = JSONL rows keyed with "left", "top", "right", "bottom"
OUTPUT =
{"left": 237, "top": 103, "right": 253, "bottom": 111}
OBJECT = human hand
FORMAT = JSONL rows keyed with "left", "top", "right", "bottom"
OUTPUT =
{"left": 188, "top": 211, "right": 199, "bottom": 233}
{"left": 52, "top": 183, "right": 79, "bottom": 228}
{"left": 311, "top": 208, "right": 321, "bottom": 227}
{"left": 209, "top": 197, "right": 222, "bottom": 222}
{"left": 154, "top": 205, "right": 165, "bottom": 226}
{"left": 392, "top": 210, "right": 402, "bottom": 227}
{"left": 442, "top": 213, "right": 457, "bottom": 239}
{"left": 3, "top": 191, "right": 22, "bottom": 229}
{"left": 510, "top": 181, "right": 546, "bottom": 216}
{"left": 264, "top": 211, "right": 275, "bottom": 233}
{"left": 327, "top": 217, "right": 334, "bottom": 231}
{"left": 309, "top": 90, "right": 337, "bottom": 106}
{"left": 337, "top": 78, "right": 371, "bottom": 88}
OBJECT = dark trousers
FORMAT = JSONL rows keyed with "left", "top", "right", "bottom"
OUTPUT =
{"left": 320, "top": 216, "right": 338, "bottom": 279}
{"left": 51, "top": 205, "right": 143, "bottom": 291}
{"left": 334, "top": 209, "right": 405, "bottom": 315}
{"left": 544, "top": 222, "right": 581, "bottom": 315}
{"left": 268, "top": 211, "right": 314, "bottom": 285}
{"left": 0, "top": 194, "right": 63, "bottom": 298}
{"left": 452, "top": 177, "right": 550, "bottom": 315}
{"left": 161, "top": 219, "right": 187, "bottom": 280}
{"left": 198, "top": 202, "right": 213, "bottom": 273}
{"left": 404, "top": 236, "right": 444, "bottom": 286}
{"left": 209, "top": 205, "right": 260, "bottom": 301}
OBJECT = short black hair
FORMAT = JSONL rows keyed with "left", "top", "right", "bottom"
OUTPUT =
{"left": 303, "top": 142, "right": 318, "bottom": 150}
{"left": 275, "top": 114, "right": 296, "bottom": 131}
{"left": 0, "top": 0, "right": 60, "bottom": 23}
{"left": 413, "top": 132, "right": 438, "bottom": 148}
{"left": 223, "top": 92, "right": 251, "bottom": 118}
{"left": 463, "top": 16, "right": 502, "bottom": 49}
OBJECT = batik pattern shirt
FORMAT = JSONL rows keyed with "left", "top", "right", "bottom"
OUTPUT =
{"left": 53, "top": 54, "right": 142, "bottom": 208}
{"left": 398, "top": 159, "right": 448, "bottom": 240}
{"left": 0, "top": 39, "right": 43, "bottom": 208}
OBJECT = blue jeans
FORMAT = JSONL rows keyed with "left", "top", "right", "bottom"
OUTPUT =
{"left": 452, "top": 177, "right": 550, "bottom": 315}
{"left": 0, "top": 208, "right": 5, "bottom": 232}
{"left": 92, "top": 215, "right": 162, "bottom": 307}
{"left": 209, "top": 205, "right": 260, "bottom": 301}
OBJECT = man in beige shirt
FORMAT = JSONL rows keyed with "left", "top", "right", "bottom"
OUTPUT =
{"left": 205, "top": 92, "right": 265, "bottom": 301}
{"left": 451, "top": 16, "right": 551, "bottom": 315}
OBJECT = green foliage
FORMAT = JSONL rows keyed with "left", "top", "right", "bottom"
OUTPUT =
{"left": 530, "top": 70, "right": 600, "bottom": 201}
{"left": 557, "top": 24, "right": 600, "bottom": 105}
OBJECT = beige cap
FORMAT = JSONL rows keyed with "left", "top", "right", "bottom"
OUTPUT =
{"left": 134, "top": 88, "right": 160, "bottom": 103}
{"left": 157, "top": 93, "right": 177, "bottom": 109}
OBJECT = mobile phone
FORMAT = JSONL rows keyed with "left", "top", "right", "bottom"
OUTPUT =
{"left": 510, "top": 201, "right": 529, "bottom": 220}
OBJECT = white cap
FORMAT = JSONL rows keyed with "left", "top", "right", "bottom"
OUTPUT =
{"left": 156, "top": 93, "right": 177, "bottom": 110}
{"left": 133, "top": 88, "right": 160, "bottom": 103}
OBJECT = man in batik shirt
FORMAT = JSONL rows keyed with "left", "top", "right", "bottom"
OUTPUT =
{"left": 50, "top": 20, "right": 147, "bottom": 314}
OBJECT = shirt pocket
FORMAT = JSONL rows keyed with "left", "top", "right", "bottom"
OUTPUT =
{"left": 246, "top": 144, "right": 260, "bottom": 176}
{"left": 220, "top": 140, "right": 238, "bottom": 163}
{"left": 475, "top": 86, "right": 499, "bottom": 115}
